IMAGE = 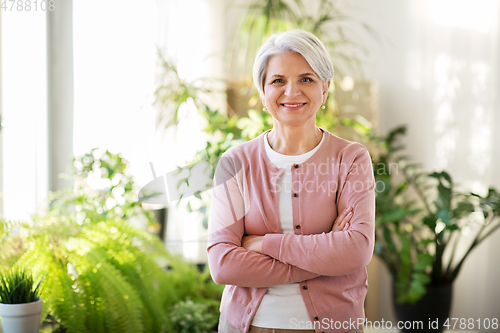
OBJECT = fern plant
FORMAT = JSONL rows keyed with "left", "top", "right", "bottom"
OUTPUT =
{"left": 0, "top": 218, "right": 222, "bottom": 332}
{"left": 0, "top": 149, "right": 223, "bottom": 332}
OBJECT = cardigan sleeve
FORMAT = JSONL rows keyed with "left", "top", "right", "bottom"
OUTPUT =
{"left": 261, "top": 144, "right": 375, "bottom": 276}
{"left": 207, "top": 153, "right": 320, "bottom": 288}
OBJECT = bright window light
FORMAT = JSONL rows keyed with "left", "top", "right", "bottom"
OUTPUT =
{"left": 0, "top": 10, "right": 48, "bottom": 220}
{"left": 72, "top": 0, "right": 158, "bottom": 160}
{"left": 430, "top": 0, "right": 498, "bottom": 33}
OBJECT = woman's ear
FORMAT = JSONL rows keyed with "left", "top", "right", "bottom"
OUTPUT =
{"left": 322, "top": 80, "right": 331, "bottom": 103}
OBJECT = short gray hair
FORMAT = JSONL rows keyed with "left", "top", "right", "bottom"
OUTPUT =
{"left": 252, "top": 30, "right": 334, "bottom": 96}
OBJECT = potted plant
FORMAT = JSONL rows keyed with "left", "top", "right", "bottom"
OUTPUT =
{"left": 0, "top": 149, "right": 223, "bottom": 332}
{"left": 0, "top": 267, "right": 43, "bottom": 333}
{"left": 374, "top": 126, "right": 500, "bottom": 332}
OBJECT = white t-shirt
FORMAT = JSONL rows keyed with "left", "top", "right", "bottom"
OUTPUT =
{"left": 251, "top": 130, "right": 325, "bottom": 329}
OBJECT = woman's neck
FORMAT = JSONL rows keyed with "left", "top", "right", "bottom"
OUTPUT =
{"left": 267, "top": 123, "right": 323, "bottom": 155}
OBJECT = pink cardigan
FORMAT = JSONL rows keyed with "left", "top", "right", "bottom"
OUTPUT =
{"left": 207, "top": 128, "right": 375, "bottom": 333}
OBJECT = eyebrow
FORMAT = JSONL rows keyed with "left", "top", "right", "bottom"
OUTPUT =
{"left": 268, "top": 72, "right": 319, "bottom": 79}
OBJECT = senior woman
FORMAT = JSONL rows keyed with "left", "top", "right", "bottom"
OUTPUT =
{"left": 207, "top": 30, "right": 375, "bottom": 333}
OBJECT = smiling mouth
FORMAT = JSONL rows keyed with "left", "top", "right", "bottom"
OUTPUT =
{"left": 281, "top": 103, "right": 306, "bottom": 107}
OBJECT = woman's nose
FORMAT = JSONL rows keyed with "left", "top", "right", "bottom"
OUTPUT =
{"left": 285, "top": 82, "right": 301, "bottom": 97}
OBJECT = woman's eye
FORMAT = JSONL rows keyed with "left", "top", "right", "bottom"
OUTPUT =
{"left": 272, "top": 79, "right": 283, "bottom": 84}
{"left": 302, "top": 77, "right": 313, "bottom": 82}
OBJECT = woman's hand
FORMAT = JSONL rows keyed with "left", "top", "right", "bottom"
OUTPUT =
{"left": 242, "top": 208, "right": 352, "bottom": 253}
{"left": 242, "top": 235, "right": 264, "bottom": 253}
{"left": 332, "top": 207, "right": 353, "bottom": 232}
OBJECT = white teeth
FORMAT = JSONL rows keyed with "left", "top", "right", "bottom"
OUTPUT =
{"left": 283, "top": 103, "right": 304, "bottom": 107}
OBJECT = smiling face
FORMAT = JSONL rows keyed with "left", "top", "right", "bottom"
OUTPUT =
{"left": 262, "top": 52, "right": 330, "bottom": 128}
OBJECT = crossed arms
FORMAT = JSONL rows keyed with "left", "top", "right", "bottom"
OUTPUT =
{"left": 207, "top": 147, "right": 375, "bottom": 288}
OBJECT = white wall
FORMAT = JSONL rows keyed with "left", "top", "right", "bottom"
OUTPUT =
{"left": 341, "top": 0, "right": 500, "bottom": 327}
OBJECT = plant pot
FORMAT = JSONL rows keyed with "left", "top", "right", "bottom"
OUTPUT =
{"left": 393, "top": 283, "right": 452, "bottom": 333}
{"left": 0, "top": 299, "right": 43, "bottom": 333}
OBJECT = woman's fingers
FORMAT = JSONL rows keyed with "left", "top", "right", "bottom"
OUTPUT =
{"left": 241, "top": 235, "right": 263, "bottom": 253}
{"left": 339, "top": 211, "right": 352, "bottom": 231}
{"left": 242, "top": 235, "right": 256, "bottom": 248}
{"left": 332, "top": 207, "right": 353, "bottom": 232}
{"left": 334, "top": 207, "right": 350, "bottom": 226}
{"left": 332, "top": 211, "right": 346, "bottom": 232}
{"left": 342, "top": 213, "right": 352, "bottom": 231}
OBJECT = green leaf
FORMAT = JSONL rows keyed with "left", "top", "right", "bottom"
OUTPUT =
{"left": 418, "top": 238, "right": 434, "bottom": 246}
{"left": 413, "top": 272, "right": 431, "bottom": 284}
{"left": 177, "top": 178, "right": 189, "bottom": 190}
{"left": 414, "top": 253, "right": 433, "bottom": 271}
{"left": 423, "top": 215, "right": 437, "bottom": 230}
{"left": 436, "top": 209, "right": 452, "bottom": 225}
{"left": 383, "top": 227, "right": 396, "bottom": 253}
{"left": 382, "top": 209, "right": 410, "bottom": 222}
{"left": 406, "top": 272, "right": 430, "bottom": 303}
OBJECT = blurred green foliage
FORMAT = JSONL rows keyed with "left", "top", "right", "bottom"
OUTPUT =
{"left": 0, "top": 150, "right": 223, "bottom": 332}
{"left": 374, "top": 126, "right": 500, "bottom": 303}
{"left": 170, "top": 298, "right": 219, "bottom": 333}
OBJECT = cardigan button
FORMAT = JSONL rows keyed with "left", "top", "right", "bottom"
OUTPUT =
{"left": 293, "top": 193, "right": 298, "bottom": 197}
{"left": 295, "top": 225, "right": 301, "bottom": 229}
{"left": 314, "top": 316, "right": 319, "bottom": 321}
{"left": 294, "top": 164, "right": 299, "bottom": 168}
{"left": 302, "top": 285, "right": 308, "bottom": 290}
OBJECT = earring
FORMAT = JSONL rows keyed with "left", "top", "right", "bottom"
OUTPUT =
{"left": 263, "top": 107, "right": 267, "bottom": 111}
{"left": 321, "top": 104, "right": 326, "bottom": 109}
